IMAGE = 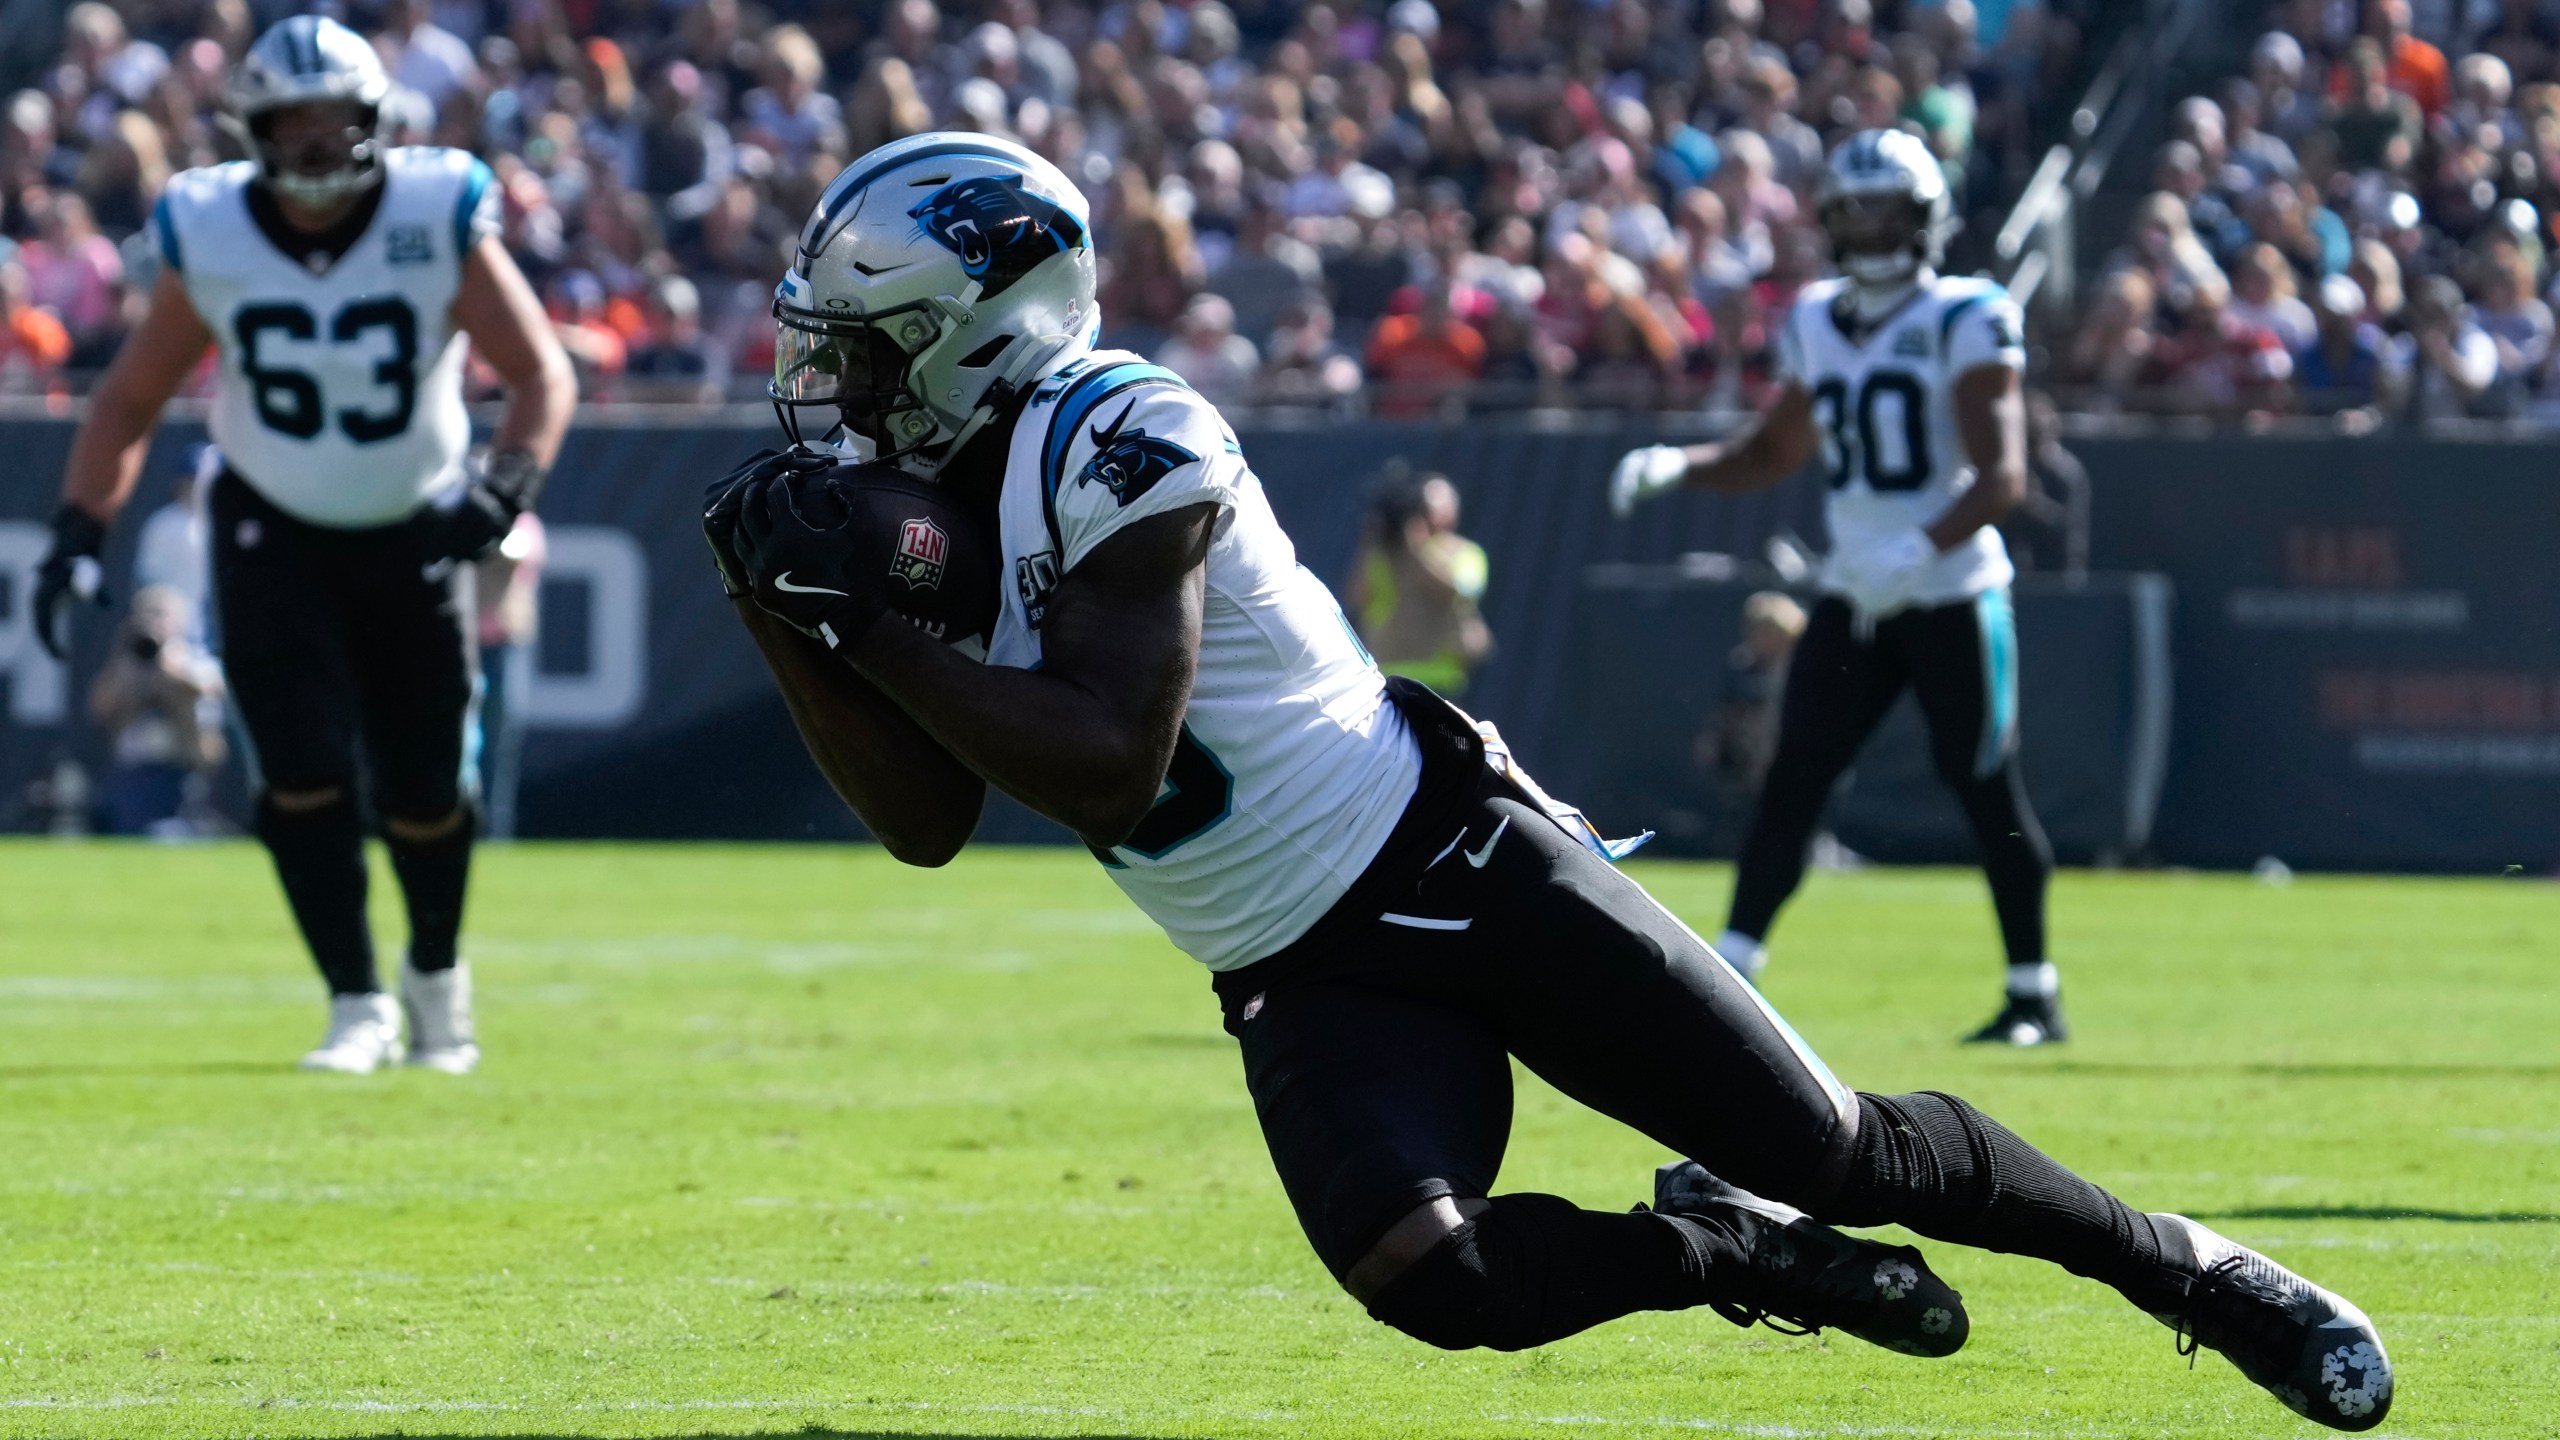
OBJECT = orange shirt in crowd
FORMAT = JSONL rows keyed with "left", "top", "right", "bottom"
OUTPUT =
{"left": 1365, "top": 313, "right": 1485, "bottom": 418}
{"left": 2329, "top": 34, "right": 2449, "bottom": 117}
{"left": 0, "top": 305, "right": 72, "bottom": 382}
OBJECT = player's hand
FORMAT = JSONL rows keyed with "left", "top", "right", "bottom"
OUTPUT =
{"left": 1608, "top": 445, "right": 1689, "bottom": 518}
{"left": 32, "top": 503, "right": 110, "bottom": 660}
{"left": 731, "top": 464, "right": 888, "bottom": 652}
{"left": 704, "top": 448, "right": 832, "bottom": 599}
{"left": 430, "top": 449, "right": 549, "bottom": 563}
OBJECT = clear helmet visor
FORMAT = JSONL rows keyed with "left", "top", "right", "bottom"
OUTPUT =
{"left": 770, "top": 301, "right": 946, "bottom": 454}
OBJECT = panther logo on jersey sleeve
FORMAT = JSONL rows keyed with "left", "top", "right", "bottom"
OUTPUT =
{"left": 907, "top": 175, "right": 1085, "bottom": 298}
{"left": 1078, "top": 399, "right": 1200, "bottom": 507}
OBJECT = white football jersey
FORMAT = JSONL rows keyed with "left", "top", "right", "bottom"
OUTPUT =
{"left": 1775, "top": 273, "right": 2025, "bottom": 611}
{"left": 154, "top": 148, "right": 498, "bottom": 528}
{"left": 988, "top": 351, "right": 1421, "bottom": 970}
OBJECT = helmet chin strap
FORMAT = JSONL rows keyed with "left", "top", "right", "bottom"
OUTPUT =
{"left": 1845, "top": 262, "right": 1934, "bottom": 321}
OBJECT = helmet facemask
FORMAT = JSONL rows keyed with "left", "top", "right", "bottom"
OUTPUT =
{"left": 1821, "top": 191, "right": 1935, "bottom": 291}
{"left": 771, "top": 297, "right": 951, "bottom": 461}
{"left": 240, "top": 98, "right": 385, "bottom": 206}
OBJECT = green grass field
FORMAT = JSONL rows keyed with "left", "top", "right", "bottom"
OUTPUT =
{"left": 2, "top": 839, "right": 2554, "bottom": 1439}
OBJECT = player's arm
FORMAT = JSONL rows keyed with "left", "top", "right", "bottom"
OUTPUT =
{"left": 1608, "top": 382, "right": 1818, "bottom": 515}
{"left": 844, "top": 504, "right": 1213, "bottom": 851}
{"left": 59, "top": 268, "right": 212, "bottom": 524}
{"left": 34, "top": 268, "right": 216, "bottom": 656}
{"left": 734, "top": 599, "right": 989, "bottom": 865}
{"left": 1924, "top": 361, "right": 2027, "bottom": 550}
{"left": 452, "top": 235, "right": 577, "bottom": 471}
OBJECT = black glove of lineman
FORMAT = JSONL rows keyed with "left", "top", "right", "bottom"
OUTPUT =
{"left": 32, "top": 503, "right": 110, "bottom": 660}
{"left": 431, "top": 448, "right": 547, "bottom": 563}
{"left": 703, "top": 447, "right": 834, "bottom": 599}
{"left": 730, "top": 461, "right": 888, "bottom": 652}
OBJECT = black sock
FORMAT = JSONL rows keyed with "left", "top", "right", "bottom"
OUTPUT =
{"left": 384, "top": 810, "right": 474, "bottom": 973}
{"left": 1949, "top": 760, "right": 2053, "bottom": 967}
{"left": 1822, "top": 1091, "right": 2182, "bottom": 1313}
{"left": 1363, "top": 1192, "right": 1743, "bottom": 1351}
{"left": 255, "top": 795, "right": 376, "bottom": 996}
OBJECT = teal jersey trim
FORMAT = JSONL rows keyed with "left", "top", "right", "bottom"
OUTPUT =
{"left": 152, "top": 193, "right": 182, "bottom": 274}
{"left": 453, "top": 158, "right": 495, "bottom": 256}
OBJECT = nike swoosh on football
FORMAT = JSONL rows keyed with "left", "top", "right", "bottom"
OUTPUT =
{"left": 1463, "top": 816, "right": 1511, "bottom": 868}
{"left": 772, "top": 572, "right": 851, "bottom": 596}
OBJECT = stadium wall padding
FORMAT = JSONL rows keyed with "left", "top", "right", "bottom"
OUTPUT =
{"left": 2, "top": 416, "right": 2552, "bottom": 874}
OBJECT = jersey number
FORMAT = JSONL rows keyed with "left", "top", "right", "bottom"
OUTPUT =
{"left": 1091, "top": 726, "right": 1232, "bottom": 863}
{"left": 234, "top": 297, "right": 419, "bottom": 444}
{"left": 1810, "top": 371, "right": 1931, "bottom": 492}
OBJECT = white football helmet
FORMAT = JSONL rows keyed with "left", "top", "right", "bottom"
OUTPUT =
{"left": 223, "top": 15, "right": 393, "bottom": 205}
{"left": 773, "top": 133, "right": 1099, "bottom": 474}
{"left": 1814, "top": 129, "right": 1954, "bottom": 293}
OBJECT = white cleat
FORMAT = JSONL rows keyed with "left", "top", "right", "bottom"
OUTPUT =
{"left": 1713, "top": 929, "right": 1768, "bottom": 985}
{"left": 400, "top": 960, "right": 480, "bottom": 1074}
{"left": 300, "top": 992, "right": 403, "bottom": 1073}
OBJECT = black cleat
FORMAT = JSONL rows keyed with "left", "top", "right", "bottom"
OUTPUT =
{"left": 1653, "top": 1160, "right": 1968, "bottom": 1358}
{"left": 2148, "top": 1214, "right": 2394, "bottom": 1431}
{"left": 1963, "top": 993, "right": 2068, "bottom": 1046}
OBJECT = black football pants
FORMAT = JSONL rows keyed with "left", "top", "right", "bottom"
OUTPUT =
{"left": 1215, "top": 771, "right": 1856, "bottom": 1277}
{"left": 1728, "top": 592, "right": 2051, "bottom": 967}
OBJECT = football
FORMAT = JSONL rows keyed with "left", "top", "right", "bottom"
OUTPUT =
{"left": 809, "top": 461, "right": 1001, "bottom": 651}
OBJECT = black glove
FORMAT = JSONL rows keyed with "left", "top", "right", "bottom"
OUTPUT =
{"left": 704, "top": 447, "right": 833, "bottom": 599}
{"left": 731, "top": 464, "right": 888, "bottom": 652}
{"left": 432, "top": 448, "right": 547, "bottom": 563}
{"left": 33, "top": 503, "right": 110, "bottom": 660}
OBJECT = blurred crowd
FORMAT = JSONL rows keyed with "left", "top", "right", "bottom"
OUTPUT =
{"left": 2062, "top": 0, "right": 2560, "bottom": 426}
{"left": 0, "top": 0, "right": 2095, "bottom": 412}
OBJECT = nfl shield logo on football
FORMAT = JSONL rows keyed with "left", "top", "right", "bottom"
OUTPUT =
{"left": 892, "top": 516, "right": 949, "bottom": 590}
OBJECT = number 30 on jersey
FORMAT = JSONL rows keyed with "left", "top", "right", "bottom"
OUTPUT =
{"left": 1810, "top": 372, "right": 1931, "bottom": 493}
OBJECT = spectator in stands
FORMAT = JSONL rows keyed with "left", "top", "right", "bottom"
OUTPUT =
{"left": 2220, "top": 79, "right": 2302, "bottom": 191}
{"left": 2148, "top": 278, "right": 2293, "bottom": 418}
{"left": 1157, "top": 292, "right": 1262, "bottom": 408}
{"left": 2230, "top": 242, "right": 2319, "bottom": 353}
{"left": 1366, "top": 277, "right": 1486, "bottom": 418}
{"left": 18, "top": 190, "right": 121, "bottom": 365}
{"left": 623, "top": 274, "right": 721, "bottom": 404}
{"left": 2469, "top": 233, "right": 2552, "bottom": 391}
{"left": 1255, "top": 298, "right": 1364, "bottom": 407}
{"left": 2329, "top": 38, "right": 2424, "bottom": 175}
{"left": 2110, "top": 191, "right": 2225, "bottom": 321}
{"left": 2295, "top": 273, "right": 2404, "bottom": 421}
{"left": 2473, "top": 0, "right": 2560, "bottom": 81}
{"left": 1208, "top": 202, "right": 1322, "bottom": 349}
{"left": 2254, "top": 31, "right": 2326, "bottom": 145}
{"left": 2346, "top": 0, "right": 2450, "bottom": 120}
{"left": 2400, "top": 273, "right": 2503, "bottom": 418}
{"left": 0, "top": 240, "right": 72, "bottom": 393}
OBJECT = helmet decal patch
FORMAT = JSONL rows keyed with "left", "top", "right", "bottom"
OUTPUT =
{"left": 907, "top": 175, "right": 1085, "bottom": 299}
{"left": 893, "top": 516, "right": 950, "bottom": 590}
{"left": 1078, "top": 399, "right": 1199, "bottom": 507}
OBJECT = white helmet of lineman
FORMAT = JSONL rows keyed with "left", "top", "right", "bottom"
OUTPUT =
{"left": 222, "top": 15, "right": 394, "bottom": 206}
{"left": 1814, "top": 128, "right": 1954, "bottom": 294}
{"left": 772, "top": 132, "right": 1099, "bottom": 473}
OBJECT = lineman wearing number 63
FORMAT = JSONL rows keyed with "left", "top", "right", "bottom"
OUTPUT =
{"left": 703, "top": 131, "right": 2390, "bottom": 1430}
{"left": 1613, "top": 129, "right": 2066, "bottom": 1048}
{"left": 31, "top": 17, "right": 576, "bottom": 1074}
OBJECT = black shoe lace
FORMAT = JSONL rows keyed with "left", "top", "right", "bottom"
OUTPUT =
{"left": 2169, "top": 1253, "right": 2298, "bottom": 1369}
{"left": 1706, "top": 1297, "right": 1823, "bottom": 1337}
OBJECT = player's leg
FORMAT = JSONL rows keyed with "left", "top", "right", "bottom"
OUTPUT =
{"left": 1720, "top": 596, "right": 1904, "bottom": 980}
{"left": 346, "top": 534, "right": 483, "bottom": 1072}
{"left": 1228, "top": 959, "right": 1850, "bottom": 1353}
{"left": 1894, "top": 589, "right": 2063, "bottom": 1044}
{"left": 210, "top": 476, "right": 394, "bottom": 1070}
{"left": 1443, "top": 803, "right": 2388, "bottom": 1426}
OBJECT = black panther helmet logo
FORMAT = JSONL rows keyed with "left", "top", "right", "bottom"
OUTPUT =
{"left": 907, "top": 174, "right": 1086, "bottom": 299}
{"left": 1078, "top": 399, "right": 1199, "bottom": 507}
